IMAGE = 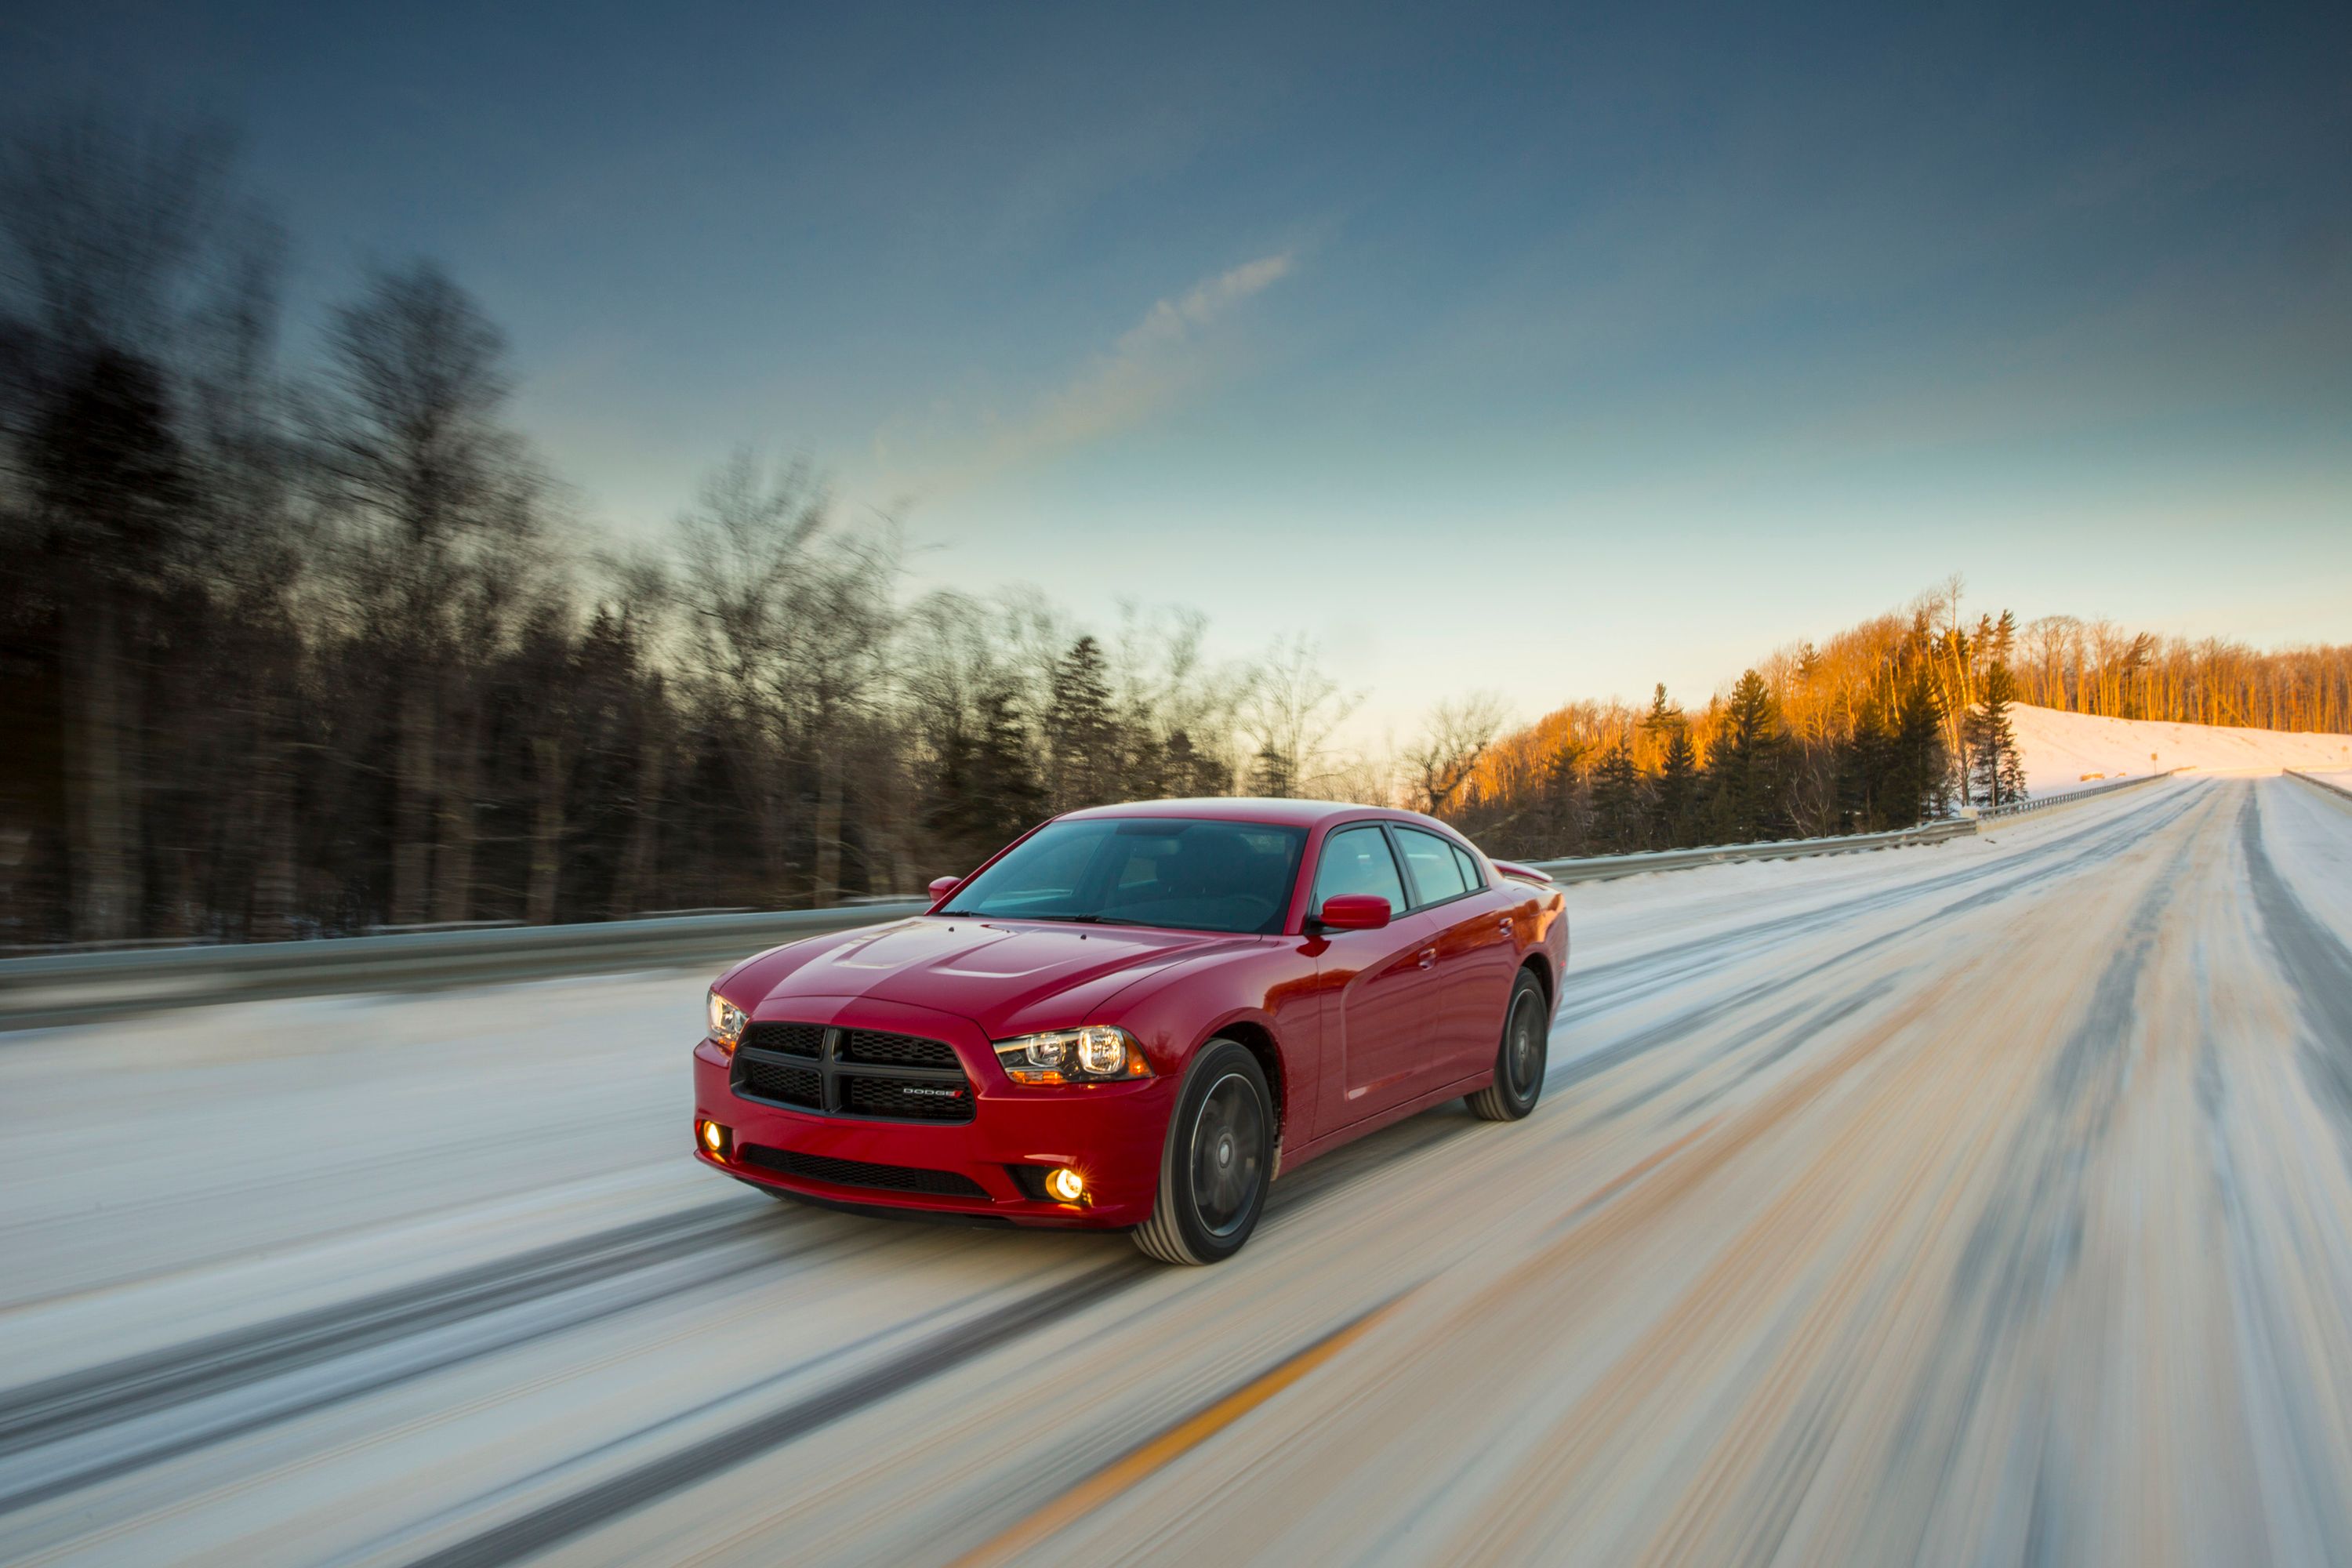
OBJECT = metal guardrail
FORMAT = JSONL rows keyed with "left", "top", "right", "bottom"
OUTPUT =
{"left": 12, "top": 774, "right": 2184, "bottom": 1029}
{"left": 1524, "top": 817, "right": 1978, "bottom": 884}
{"left": 0, "top": 902, "right": 927, "bottom": 1032}
{"left": 1976, "top": 768, "right": 2180, "bottom": 819}
{"left": 2286, "top": 769, "right": 2352, "bottom": 804}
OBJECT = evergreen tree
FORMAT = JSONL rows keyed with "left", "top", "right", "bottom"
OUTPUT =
{"left": 1161, "top": 728, "right": 1230, "bottom": 798}
{"left": 976, "top": 687, "right": 1047, "bottom": 835}
{"left": 1044, "top": 634, "right": 1116, "bottom": 811}
{"left": 1642, "top": 687, "right": 1700, "bottom": 847}
{"left": 1652, "top": 723, "right": 1700, "bottom": 844}
{"left": 1639, "top": 683, "right": 1677, "bottom": 738}
{"left": 1987, "top": 608, "right": 2017, "bottom": 667}
{"left": 1589, "top": 736, "right": 1646, "bottom": 852}
{"left": 1965, "top": 661, "right": 2028, "bottom": 808}
{"left": 1704, "top": 670, "right": 1788, "bottom": 842}
{"left": 1121, "top": 728, "right": 1164, "bottom": 800}
{"left": 1539, "top": 742, "right": 1590, "bottom": 855}
{"left": 1836, "top": 695, "right": 1898, "bottom": 831}
{"left": 1246, "top": 742, "right": 1294, "bottom": 798}
{"left": 925, "top": 684, "right": 1044, "bottom": 862}
{"left": 1889, "top": 668, "right": 1950, "bottom": 824}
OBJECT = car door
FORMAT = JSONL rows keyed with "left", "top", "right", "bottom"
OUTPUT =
{"left": 1391, "top": 826, "right": 1520, "bottom": 1082}
{"left": 1308, "top": 822, "right": 1442, "bottom": 1125}
{"left": 1445, "top": 842, "right": 1528, "bottom": 1062}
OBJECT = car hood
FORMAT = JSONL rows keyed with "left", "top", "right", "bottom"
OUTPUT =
{"left": 731, "top": 916, "right": 1265, "bottom": 1039}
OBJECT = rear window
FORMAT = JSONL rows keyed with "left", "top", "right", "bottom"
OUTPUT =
{"left": 1393, "top": 826, "right": 1472, "bottom": 906}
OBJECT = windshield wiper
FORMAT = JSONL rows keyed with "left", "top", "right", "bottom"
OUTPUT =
{"left": 930, "top": 909, "right": 1101, "bottom": 922}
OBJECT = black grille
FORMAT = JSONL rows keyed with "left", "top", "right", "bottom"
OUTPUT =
{"left": 741, "top": 1022, "right": 824, "bottom": 1058}
{"left": 742, "top": 1145, "right": 989, "bottom": 1199}
{"left": 736, "top": 1056, "right": 822, "bottom": 1109}
{"left": 844, "top": 1075, "right": 973, "bottom": 1121}
{"left": 731, "top": 1022, "right": 977, "bottom": 1124}
{"left": 838, "top": 1029, "right": 961, "bottom": 1069}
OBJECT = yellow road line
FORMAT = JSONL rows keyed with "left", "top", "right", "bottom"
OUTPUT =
{"left": 950, "top": 1116, "right": 1727, "bottom": 1565}
{"left": 947, "top": 1296, "right": 1408, "bottom": 1566}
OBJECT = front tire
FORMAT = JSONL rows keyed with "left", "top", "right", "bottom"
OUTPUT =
{"left": 1465, "top": 971, "right": 1548, "bottom": 1122}
{"left": 1133, "top": 1041, "right": 1272, "bottom": 1265}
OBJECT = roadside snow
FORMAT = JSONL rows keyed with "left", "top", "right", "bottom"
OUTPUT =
{"left": 2010, "top": 703, "right": 2352, "bottom": 797}
{"left": 2267, "top": 774, "right": 2352, "bottom": 951}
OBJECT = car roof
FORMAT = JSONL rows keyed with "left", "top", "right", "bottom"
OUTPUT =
{"left": 1054, "top": 797, "right": 1465, "bottom": 836}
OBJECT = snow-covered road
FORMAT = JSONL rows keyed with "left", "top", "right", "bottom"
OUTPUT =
{"left": 5, "top": 775, "right": 2352, "bottom": 1566}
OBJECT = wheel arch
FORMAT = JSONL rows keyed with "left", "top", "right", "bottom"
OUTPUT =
{"left": 1516, "top": 950, "right": 1554, "bottom": 1009}
{"left": 1199, "top": 1017, "right": 1287, "bottom": 1153}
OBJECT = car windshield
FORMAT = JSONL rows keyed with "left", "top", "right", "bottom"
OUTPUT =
{"left": 941, "top": 818, "right": 1307, "bottom": 935}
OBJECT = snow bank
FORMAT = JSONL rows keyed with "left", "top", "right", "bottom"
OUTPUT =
{"left": 2010, "top": 703, "right": 2352, "bottom": 797}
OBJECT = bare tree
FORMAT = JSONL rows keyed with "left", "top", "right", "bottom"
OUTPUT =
{"left": 316, "top": 260, "right": 536, "bottom": 924}
{"left": 793, "top": 515, "right": 899, "bottom": 902}
{"left": 1404, "top": 692, "right": 1509, "bottom": 816}
{"left": 673, "top": 452, "right": 899, "bottom": 905}
{"left": 1239, "top": 636, "right": 1361, "bottom": 797}
{"left": 1105, "top": 604, "right": 1250, "bottom": 796}
{"left": 674, "top": 452, "right": 826, "bottom": 902}
{"left": 0, "top": 114, "right": 239, "bottom": 380}
{"left": 594, "top": 550, "right": 676, "bottom": 918}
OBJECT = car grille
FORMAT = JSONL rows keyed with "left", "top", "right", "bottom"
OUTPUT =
{"left": 741, "top": 1145, "right": 989, "bottom": 1199}
{"left": 731, "top": 1022, "right": 976, "bottom": 1124}
{"left": 741, "top": 1022, "right": 824, "bottom": 1058}
{"left": 837, "top": 1029, "right": 960, "bottom": 1069}
{"left": 736, "top": 1056, "right": 822, "bottom": 1110}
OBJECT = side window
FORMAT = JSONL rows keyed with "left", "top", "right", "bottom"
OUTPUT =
{"left": 1311, "top": 824, "right": 1408, "bottom": 913}
{"left": 1393, "top": 826, "right": 1470, "bottom": 906}
{"left": 1451, "top": 844, "right": 1485, "bottom": 890}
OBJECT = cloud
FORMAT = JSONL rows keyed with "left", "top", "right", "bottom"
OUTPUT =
{"left": 1114, "top": 252, "right": 1294, "bottom": 356}
{"left": 887, "top": 250, "right": 1296, "bottom": 499}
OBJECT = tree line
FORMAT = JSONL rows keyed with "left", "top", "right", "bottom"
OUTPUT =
{"left": 2006, "top": 617, "right": 2352, "bottom": 732}
{"left": 1439, "top": 593, "right": 2055, "bottom": 860}
{"left": 0, "top": 119, "right": 1368, "bottom": 947}
{"left": 1439, "top": 581, "right": 2347, "bottom": 866}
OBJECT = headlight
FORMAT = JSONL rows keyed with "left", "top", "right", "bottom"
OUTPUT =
{"left": 707, "top": 989, "right": 748, "bottom": 1052}
{"left": 993, "top": 1025, "right": 1151, "bottom": 1085}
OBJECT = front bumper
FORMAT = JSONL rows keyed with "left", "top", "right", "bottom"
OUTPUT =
{"left": 691, "top": 998, "right": 1173, "bottom": 1228}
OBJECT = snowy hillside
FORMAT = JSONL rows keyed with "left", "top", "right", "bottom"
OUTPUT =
{"left": 2011, "top": 703, "right": 2352, "bottom": 797}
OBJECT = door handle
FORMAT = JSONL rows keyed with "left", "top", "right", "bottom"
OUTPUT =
{"left": 1498, "top": 916, "right": 1512, "bottom": 933}
{"left": 1417, "top": 948, "right": 1436, "bottom": 969}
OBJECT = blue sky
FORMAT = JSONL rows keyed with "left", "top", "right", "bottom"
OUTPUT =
{"left": 9, "top": 0, "right": 2349, "bottom": 735}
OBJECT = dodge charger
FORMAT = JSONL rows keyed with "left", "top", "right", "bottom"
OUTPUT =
{"left": 692, "top": 799, "right": 1567, "bottom": 1263}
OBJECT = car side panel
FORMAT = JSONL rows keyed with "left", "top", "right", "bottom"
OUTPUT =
{"left": 1309, "top": 909, "right": 1445, "bottom": 1129}
{"left": 1083, "top": 935, "right": 1334, "bottom": 1156}
{"left": 1427, "top": 886, "right": 1522, "bottom": 1078}
{"left": 1294, "top": 880, "right": 1569, "bottom": 1168}
{"left": 1279, "top": 1067, "right": 1494, "bottom": 1171}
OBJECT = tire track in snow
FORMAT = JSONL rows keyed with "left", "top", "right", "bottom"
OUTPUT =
{"left": 0, "top": 1198, "right": 822, "bottom": 1512}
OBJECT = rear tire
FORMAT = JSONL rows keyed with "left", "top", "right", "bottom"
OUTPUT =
{"left": 1465, "top": 971, "right": 1548, "bottom": 1122}
{"left": 1133, "top": 1041, "right": 1272, "bottom": 1265}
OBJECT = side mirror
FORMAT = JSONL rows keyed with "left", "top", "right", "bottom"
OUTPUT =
{"left": 927, "top": 876, "right": 963, "bottom": 902}
{"left": 1314, "top": 894, "right": 1392, "bottom": 931}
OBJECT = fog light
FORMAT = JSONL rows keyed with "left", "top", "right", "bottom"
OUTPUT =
{"left": 1045, "top": 1167, "right": 1085, "bottom": 1203}
{"left": 699, "top": 1120, "right": 730, "bottom": 1160}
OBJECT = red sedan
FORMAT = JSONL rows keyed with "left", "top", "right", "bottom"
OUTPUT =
{"left": 692, "top": 800, "right": 1568, "bottom": 1264}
